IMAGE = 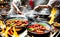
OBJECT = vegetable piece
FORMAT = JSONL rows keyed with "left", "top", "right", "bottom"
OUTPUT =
{"left": 24, "top": 20, "right": 28, "bottom": 24}
{"left": 28, "top": 28, "right": 34, "bottom": 31}
{"left": 10, "top": 23, "right": 14, "bottom": 26}
{"left": 36, "top": 30, "right": 44, "bottom": 33}
{"left": 39, "top": 23, "right": 46, "bottom": 26}
{"left": 39, "top": 26, "right": 46, "bottom": 30}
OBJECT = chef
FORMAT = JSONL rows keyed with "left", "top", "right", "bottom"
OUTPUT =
{"left": 34, "top": 0, "right": 60, "bottom": 22}
{"left": 34, "top": 0, "right": 60, "bottom": 14}
{"left": 8, "top": 0, "right": 22, "bottom": 15}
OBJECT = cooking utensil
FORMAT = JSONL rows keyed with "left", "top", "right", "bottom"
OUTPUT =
{"left": 27, "top": 21, "right": 53, "bottom": 37}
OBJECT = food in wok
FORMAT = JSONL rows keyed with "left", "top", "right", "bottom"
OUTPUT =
{"left": 6, "top": 18, "right": 28, "bottom": 27}
{"left": 53, "top": 22, "right": 60, "bottom": 27}
{"left": 53, "top": 22, "right": 60, "bottom": 29}
{"left": 27, "top": 22, "right": 50, "bottom": 34}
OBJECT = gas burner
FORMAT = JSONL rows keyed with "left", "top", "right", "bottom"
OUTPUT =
{"left": 54, "top": 31, "right": 60, "bottom": 37}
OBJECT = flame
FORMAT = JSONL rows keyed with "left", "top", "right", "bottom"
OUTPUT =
{"left": 13, "top": 27, "right": 19, "bottom": 37}
{"left": 0, "top": 0, "right": 4, "bottom": 1}
{"left": 32, "top": 36, "right": 34, "bottom": 37}
{"left": 0, "top": 20, "right": 10, "bottom": 37}
{"left": 1, "top": 25, "right": 6, "bottom": 33}
{"left": 48, "top": 8, "right": 57, "bottom": 24}
{"left": 2, "top": 28, "right": 5, "bottom": 33}
{"left": 0, "top": 20, "right": 4, "bottom": 26}
{"left": 2, "top": 27, "right": 19, "bottom": 37}
{"left": 4, "top": 27, "right": 11, "bottom": 37}
{"left": 0, "top": 20, "right": 19, "bottom": 37}
{"left": 0, "top": 20, "right": 5, "bottom": 33}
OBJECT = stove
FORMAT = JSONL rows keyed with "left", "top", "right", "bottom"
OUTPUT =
{"left": 19, "top": 30, "right": 60, "bottom": 37}
{"left": 0, "top": 29, "right": 60, "bottom": 37}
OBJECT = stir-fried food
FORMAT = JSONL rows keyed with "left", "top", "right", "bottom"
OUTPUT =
{"left": 27, "top": 23, "right": 50, "bottom": 34}
{"left": 6, "top": 19, "right": 28, "bottom": 27}
{"left": 53, "top": 22, "right": 60, "bottom": 27}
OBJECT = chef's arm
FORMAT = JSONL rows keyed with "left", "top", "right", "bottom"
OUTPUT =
{"left": 40, "top": 0, "right": 57, "bottom": 7}
{"left": 34, "top": 5, "right": 50, "bottom": 10}
{"left": 34, "top": 0, "right": 56, "bottom": 10}
{"left": 37, "top": 5, "right": 50, "bottom": 8}
{"left": 12, "top": 2, "right": 21, "bottom": 12}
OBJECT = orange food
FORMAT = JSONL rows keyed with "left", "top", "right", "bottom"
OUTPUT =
{"left": 27, "top": 23, "right": 49, "bottom": 34}
{"left": 6, "top": 19, "right": 28, "bottom": 27}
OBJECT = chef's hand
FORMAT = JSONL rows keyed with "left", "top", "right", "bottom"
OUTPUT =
{"left": 34, "top": 6, "right": 40, "bottom": 10}
{"left": 16, "top": 10, "right": 23, "bottom": 15}
{"left": 33, "top": 6, "right": 40, "bottom": 11}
